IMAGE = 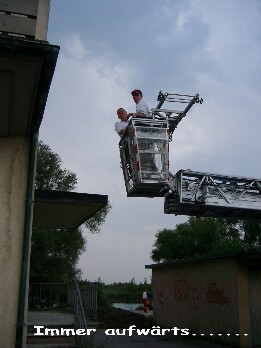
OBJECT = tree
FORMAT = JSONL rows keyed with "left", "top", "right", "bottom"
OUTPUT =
{"left": 30, "top": 227, "right": 85, "bottom": 283}
{"left": 240, "top": 219, "right": 261, "bottom": 247}
{"left": 35, "top": 141, "right": 77, "bottom": 191}
{"left": 30, "top": 141, "right": 111, "bottom": 283}
{"left": 85, "top": 203, "right": 111, "bottom": 234}
{"left": 151, "top": 217, "right": 261, "bottom": 263}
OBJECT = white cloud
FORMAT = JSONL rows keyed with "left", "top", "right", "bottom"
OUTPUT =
{"left": 63, "top": 33, "right": 89, "bottom": 60}
{"left": 177, "top": 11, "right": 194, "bottom": 27}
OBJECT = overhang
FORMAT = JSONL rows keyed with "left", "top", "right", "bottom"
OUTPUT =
{"left": 145, "top": 251, "right": 261, "bottom": 269}
{"left": 0, "top": 36, "right": 59, "bottom": 137}
{"left": 33, "top": 189, "right": 108, "bottom": 229}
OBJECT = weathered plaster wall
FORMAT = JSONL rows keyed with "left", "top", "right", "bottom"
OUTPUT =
{"left": 152, "top": 258, "right": 251, "bottom": 347}
{"left": 0, "top": 136, "right": 29, "bottom": 347}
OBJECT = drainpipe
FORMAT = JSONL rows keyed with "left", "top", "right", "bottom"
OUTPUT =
{"left": 15, "top": 131, "right": 39, "bottom": 348}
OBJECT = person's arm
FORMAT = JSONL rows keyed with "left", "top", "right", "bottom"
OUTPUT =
{"left": 118, "top": 128, "right": 126, "bottom": 136}
{"left": 128, "top": 112, "right": 145, "bottom": 118}
{"left": 135, "top": 100, "right": 150, "bottom": 118}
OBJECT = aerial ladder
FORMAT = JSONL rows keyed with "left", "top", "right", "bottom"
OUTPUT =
{"left": 119, "top": 91, "right": 261, "bottom": 219}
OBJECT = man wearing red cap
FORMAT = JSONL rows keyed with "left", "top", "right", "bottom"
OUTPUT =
{"left": 129, "top": 89, "right": 151, "bottom": 118}
{"left": 129, "top": 90, "right": 157, "bottom": 172}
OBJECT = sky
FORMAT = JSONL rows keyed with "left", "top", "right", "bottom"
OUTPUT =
{"left": 39, "top": 0, "right": 261, "bottom": 284}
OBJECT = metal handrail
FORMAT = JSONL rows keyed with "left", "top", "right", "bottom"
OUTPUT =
{"left": 74, "top": 279, "right": 88, "bottom": 347}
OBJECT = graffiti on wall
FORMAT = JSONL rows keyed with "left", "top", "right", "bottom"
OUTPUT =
{"left": 172, "top": 280, "right": 231, "bottom": 308}
{"left": 206, "top": 282, "right": 231, "bottom": 305}
{"left": 175, "top": 280, "right": 189, "bottom": 302}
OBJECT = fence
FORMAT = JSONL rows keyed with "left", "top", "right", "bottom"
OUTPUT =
{"left": 29, "top": 283, "right": 67, "bottom": 309}
{"left": 74, "top": 280, "right": 88, "bottom": 348}
{"left": 68, "top": 282, "right": 97, "bottom": 319}
{"left": 29, "top": 282, "right": 97, "bottom": 319}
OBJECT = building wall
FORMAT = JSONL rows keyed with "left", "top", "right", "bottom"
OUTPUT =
{"left": 248, "top": 268, "right": 261, "bottom": 347}
{"left": 152, "top": 258, "right": 252, "bottom": 347}
{"left": 0, "top": 0, "right": 50, "bottom": 40}
{"left": 237, "top": 263, "right": 252, "bottom": 347}
{"left": 0, "top": 137, "right": 29, "bottom": 347}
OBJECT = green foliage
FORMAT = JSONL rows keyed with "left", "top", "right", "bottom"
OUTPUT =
{"left": 30, "top": 228, "right": 86, "bottom": 283}
{"left": 30, "top": 140, "right": 110, "bottom": 283}
{"left": 97, "top": 278, "right": 152, "bottom": 304}
{"left": 96, "top": 278, "right": 110, "bottom": 306}
{"left": 240, "top": 219, "right": 261, "bottom": 247}
{"left": 35, "top": 141, "right": 77, "bottom": 191}
{"left": 84, "top": 203, "right": 111, "bottom": 234}
{"left": 151, "top": 217, "right": 261, "bottom": 263}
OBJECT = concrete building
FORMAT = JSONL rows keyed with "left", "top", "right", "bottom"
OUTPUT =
{"left": 0, "top": 1, "right": 108, "bottom": 347}
{"left": 146, "top": 251, "right": 261, "bottom": 348}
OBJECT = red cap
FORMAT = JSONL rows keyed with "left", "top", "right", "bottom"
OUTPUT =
{"left": 131, "top": 89, "right": 143, "bottom": 96}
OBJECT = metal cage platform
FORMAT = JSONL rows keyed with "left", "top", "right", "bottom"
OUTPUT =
{"left": 119, "top": 115, "right": 170, "bottom": 197}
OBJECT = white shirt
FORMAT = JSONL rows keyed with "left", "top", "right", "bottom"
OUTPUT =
{"left": 136, "top": 99, "right": 151, "bottom": 118}
{"left": 143, "top": 291, "right": 148, "bottom": 299}
{"left": 115, "top": 121, "right": 128, "bottom": 137}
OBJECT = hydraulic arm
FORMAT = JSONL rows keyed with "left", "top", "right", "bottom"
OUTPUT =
{"left": 164, "top": 170, "right": 261, "bottom": 219}
{"left": 119, "top": 91, "right": 261, "bottom": 219}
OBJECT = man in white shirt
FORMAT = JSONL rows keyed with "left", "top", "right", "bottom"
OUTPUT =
{"left": 129, "top": 90, "right": 157, "bottom": 173}
{"left": 143, "top": 289, "right": 149, "bottom": 313}
{"left": 115, "top": 108, "right": 130, "bottom": 137}
{"left": 115, "top": 108, "right": 132, "bottom": 177}
{"left": 128, "top": 89, "right": 151, "bottom": 118}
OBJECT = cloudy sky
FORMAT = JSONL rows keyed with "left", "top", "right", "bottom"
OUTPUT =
{"left": 40, "top": 0, "right": 261, "bottom": 283}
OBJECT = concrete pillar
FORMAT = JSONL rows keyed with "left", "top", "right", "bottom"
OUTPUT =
{"left": 0, "top": 0, "right": 51, "bottom": 40}
{"left": 35, "top": 0, "right": 51, "bottom": 40}
{"left": 0, "top": 137, "right": 30, "bottom": 347}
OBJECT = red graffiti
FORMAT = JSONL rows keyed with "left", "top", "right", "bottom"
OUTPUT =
{"left": 206, "top": 282, "right": 231, "bottom": 305}
{"left": 175, "top": 280, "right": 189, "bottom": 302}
